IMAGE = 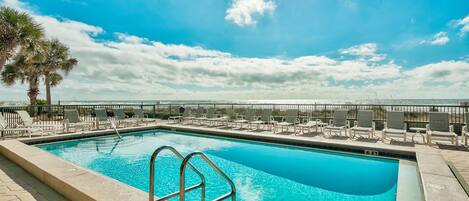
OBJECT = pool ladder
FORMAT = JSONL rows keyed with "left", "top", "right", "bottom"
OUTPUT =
{"left": 149, "top": 146, "right": 236, "bottom": 201}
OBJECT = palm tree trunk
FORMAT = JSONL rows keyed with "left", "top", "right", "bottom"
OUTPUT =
{"left": 0, "top": 54, "right": 7, "bottom": 72}
{"left": 28, "top": 78, "right": 39, "bottom": 105}
{"left": 45, "top": 75, "right": 52, "bottom": 118}
{"left": 45, "top": 75, "right": 52, "bottom": 105}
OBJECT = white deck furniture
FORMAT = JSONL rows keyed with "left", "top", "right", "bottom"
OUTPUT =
{"left": 63, "top": 109, "right": 93, "bottom": 132}
{"left": 462, "top": 113, "right": 468, "bottom": 146}
{"left": 16, "top": 110, "right": 62, "bottom": 135}
{"left": 274, "top": 109, "right": 299, "bottom": 134}
{"left": 133, "top": 108, "right": 156, "bottom": 125}
{"left": 94, "top": 108, "right": 112, "bottom": 129}
{"left": 232, "top": 109, "right": 256, "bottom": 129}
{"left": 296, "top": 118, "right": 327, "bottom": 135}
{"left": 426, "top": 112, "right": 458, "bottom": 145}
{"left": 1, "top": 113, "right": 43, "bottom": 138}
{"left": 350, "top": 110, "right": 375, "bottom": 139}
{"left": 113, "top": 108, "right": 138, "bottom": 127}
{"left": 382, "top": 111, "right": 408, "bottom": 142}
{"left": 324, "top": 110, "right": 349, "bottom": 137}
{"left": 250, "top": 109, "right": 276, "bottom": 131}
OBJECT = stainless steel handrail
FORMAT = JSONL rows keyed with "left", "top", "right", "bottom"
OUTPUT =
{"left": 109, "top": 119, "right": 122, "bottom": 139}
{"left": 179, "top": 152, "right": 236, "bottom": 201}
{"left": 149, "top": 146, "right": 205, "bottom": 201}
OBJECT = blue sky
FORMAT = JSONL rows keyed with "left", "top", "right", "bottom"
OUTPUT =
{"left": 26, "top": 0, "right": 469, "bottom": 67}
{"left": 1, "top": 0, "right": 469, "bottom": 101}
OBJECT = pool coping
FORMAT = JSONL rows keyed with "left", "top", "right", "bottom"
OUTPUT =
{"left": 0, "top": 124, "right": 467, "bottom": 201}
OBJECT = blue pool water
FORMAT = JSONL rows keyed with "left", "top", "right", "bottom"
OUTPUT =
{"left": 37, "top": 130, "right": 401, "bottom": 201}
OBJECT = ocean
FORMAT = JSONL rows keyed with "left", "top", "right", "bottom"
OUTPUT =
{"left": 1, "top": 99, "right": 469, "bottom": 106}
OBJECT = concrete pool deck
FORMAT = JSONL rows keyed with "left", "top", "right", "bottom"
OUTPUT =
{"left": 0, "top": 121, "right": 468, "bottom": 200}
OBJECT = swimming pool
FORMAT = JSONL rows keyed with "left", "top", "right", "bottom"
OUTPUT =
{"left": 36, "top": 129, "right": 422, "bottom": 201}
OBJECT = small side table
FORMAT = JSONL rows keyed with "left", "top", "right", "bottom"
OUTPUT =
{"left": 409, "top": 127, "right": 427, "bottom": 144}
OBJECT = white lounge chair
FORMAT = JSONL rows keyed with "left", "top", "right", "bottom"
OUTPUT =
{"left": 94, "top": 108, "right": 112, "bottom": 129}
{"left": 113, "top": 108, "right": 138, "bottom": 127}
{"left": 324, "top": 110, "right": 349, "bottom": 137}
{"left": 274, "top": 109, "right": 299, "bottom": 134}
{"left": 351, "top": 110, "right": 375, "bottom": 139}
{"left": 179, "top": 107, "right": 194, "bottom": 124}
{"left": 427, "top": 112, "right": 458, "bottom": 145}
{"left": 133, "top": 108, "right": 156, "bottom": 125}
{"left": 168, "top": 106, "right": 184, "bottom": 124}
{"left": 204, "top": 108, "right": 223, "bottom": 126}
{"left": 296, "top": 118, "right": 327, "bottom": 135}
{"left": 193, "top": 108, "right": 208, "bottom": 125}
{"left": 0, "top": 113, "right": 43, "bottom": 138}
{"left": 63, "top": 109, "right": 93, "bottom": 132}
{"left": 218, "top": 109, "right": 238, "bottom": 128}
{"left": 463, "top": 113, "right": 468, "bottom": 146}
{"left": 232, "top": 108, "right": 256, "bottom": 129}
{"left": 382, "top": 111, "right": 408, "bottom": 142}
{"left": 16, "top": 110, "right": 62, "bottom": 135}
{"left": 250, "top": 109, "right": 276, "bottom": 131}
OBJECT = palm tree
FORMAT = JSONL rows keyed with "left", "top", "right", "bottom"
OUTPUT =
{"left": 39, "top": 39, "right": 78, "bottom": 105}
{"left": 0, "top": 6, "right": 43, "bottom": 71}
{"left": 1, "top": 53, "right": 42, "bottom": 105}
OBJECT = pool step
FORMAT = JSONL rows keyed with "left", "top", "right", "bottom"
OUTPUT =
{"left": 148, "top": 145, "right": 236, "bottom": 201}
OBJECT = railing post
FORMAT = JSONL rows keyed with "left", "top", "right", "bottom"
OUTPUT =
{"left": 169, "top": 104, "right": 172, "bottom": 116}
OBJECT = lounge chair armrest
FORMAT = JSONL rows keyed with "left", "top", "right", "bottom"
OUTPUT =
{"left": 463, "top": 125, "right": 467, "bottom": 133}
{"left": 63, "top": 119, "right": 69, "bottom": 127}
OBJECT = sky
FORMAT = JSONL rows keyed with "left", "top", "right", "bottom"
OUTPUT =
{"left": 1, "top": 0, "right": 469, "bottom": 101}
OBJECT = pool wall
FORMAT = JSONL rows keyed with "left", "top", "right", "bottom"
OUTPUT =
{"left": 0, "top": 124, "right": 467, "bottom": 201}
{"left": 0, "top": 140, "right": 148, "bottom": 201}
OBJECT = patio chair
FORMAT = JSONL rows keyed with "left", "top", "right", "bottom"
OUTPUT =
{"left": 250, "top": 109, "right": 276, "bottom": 130}
{"left": 193, "top": 107, "right": 208, "bottom": 125}
{"left": 296, "top": 118, "right": 327, "bottom": 135}
{"left": 63, "top": 109, "right": 93, "bottom": 132}
{"left": 204, "top": 108, "right": 222, "bottom": 126}
{"left": 113, "top": 108, "right": 138, "bottom": 127}
{"left": 382, "top": 111, "right": 408, "bottom": 142}
{"left": 168, "top": 106, "right": 184, "bottom": 124}
{"left": 94, "top": 108, "right": 112, "bottom": 129}
{"left": 218, "top": 109, "right": 238, "bottom": 127}
{"left": 324, "top": 110, "right": 349, "bottom": 137}
{"left": 232, "top": 108, "right": 256, "bottom": 129}
{"left": 0, "top": 113, "right": 43, "bottom": 138}
{"left": 16, "top": 110, "right": 62, "bottom": 135}
{"left": 427, "top": 112, "right": 458, "bottom": 145}
{"left": 179, "top": 107, "right": 194, "bottom": 124}
{"left": 351, "top": 110, "right": 375, "bottom": 139}
{"left": 133, "top": 108, "right": 156, "bottom": 125}
{"left": 274, "top": 109, "right": 299, "bottom": 134}
{"left": 463, "top": 113, "right": 469, "bottom": 146}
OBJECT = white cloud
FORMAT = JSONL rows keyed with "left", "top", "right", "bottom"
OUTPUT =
{"left": 430, "top": 32, "right": 450, "bottom": 45}
{"left": 456, "top": 15, "right": 469, "bottom": 36}
{"left": 420, "top": 32, "right": 449, "bottom": 46}
{"left": 1, "top": 0, "right": 469, "bottom": 101}
{"left": 339, "top": 43, "right": 386, "bottom": 62}
{"left": 225, "top": 0, "right": 276, "bottom": 27}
